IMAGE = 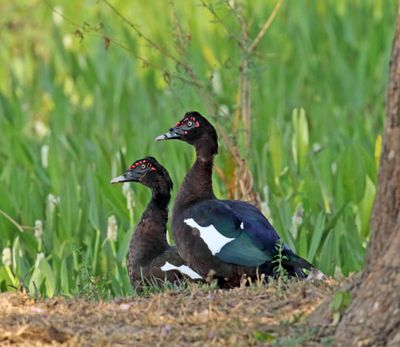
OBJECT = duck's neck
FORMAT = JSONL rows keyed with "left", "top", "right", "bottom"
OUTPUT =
{"left": 174, "top": 146, "right": 216, "bottom": 213}
{"left": 142, "top": 185, "right": 170, "bottom": 228}
{"left": 150, "top": 187, "right": 171, "bottom": 213}
{"left": 129, "top": 187, "right": 170, "bottom": 266}
{"left": 143, "top": 193, "right": 170, "bottom": 225}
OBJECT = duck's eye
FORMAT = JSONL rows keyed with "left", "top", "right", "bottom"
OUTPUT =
{"left": 187, "top": 121, "right": 193, "bottom": 127}
{"left": 141, "top": 164, "right": 146, "bottom": 169}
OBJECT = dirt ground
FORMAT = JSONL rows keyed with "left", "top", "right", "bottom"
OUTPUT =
{"left": 0, "top": 279, "right": 340, "bottom": 346}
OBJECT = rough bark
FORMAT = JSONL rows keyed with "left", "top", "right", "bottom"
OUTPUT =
{"left": 333, "top": 5, "right": 400, "bottom": 346}
{"left": 366, "top": 6, "right": 400, "bottom": 274}
{"left": 334, "top": 229, "right": 400, "bottom": 346}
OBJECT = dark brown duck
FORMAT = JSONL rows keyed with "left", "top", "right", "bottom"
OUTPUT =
{"left": 156, "top": 112, "right": 323, "bottom": 286}
{"left": 110, "top": 156, "right": 202, "bottom": 289}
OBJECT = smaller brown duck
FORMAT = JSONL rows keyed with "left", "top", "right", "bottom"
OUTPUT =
{"left": 110, "top": 156, "right": 202, "bottom": 289}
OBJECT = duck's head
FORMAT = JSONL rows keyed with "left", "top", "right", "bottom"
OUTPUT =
{"left": 110, "top": 156, "right": 173, "bottom": 192}
{"left": 155, "top": 111, "right": 218, "bottom": 155}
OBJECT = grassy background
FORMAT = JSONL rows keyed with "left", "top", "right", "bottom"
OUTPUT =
{"left": 0, "top": 0, "right": 396, "bottom": 298}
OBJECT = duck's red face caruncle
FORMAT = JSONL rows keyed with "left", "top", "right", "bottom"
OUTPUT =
{"left": 155, "top": 111, "right": 205, "bottom": 143}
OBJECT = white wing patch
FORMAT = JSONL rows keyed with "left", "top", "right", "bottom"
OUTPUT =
{"left": 160, "top": 261, "right": 202, "bottom": 280}
{"left": 240, "top": 222, "right": 244, "bottom": 230}
{"left": 184, "top": 218, "right": 235, "bottom": 255}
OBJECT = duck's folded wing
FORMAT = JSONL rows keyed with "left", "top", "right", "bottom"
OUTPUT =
{"left": 223, "top": 200, "right": 281, "bottom": 249}
{"left": 184, "top": 200, "right": 277, "bottom": 267}
{"left": 226, "top": 201, "right": 319, "bottom": 274}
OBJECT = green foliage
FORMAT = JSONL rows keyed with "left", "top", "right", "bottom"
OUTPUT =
{"left": 291, "top": 108, "right": 309, "bottom": 173}
{"left": 253, "top": 331, "right": 277, "bottom": 343}
{"left": 273, "top": 239, "right": 289, "bottom": 281}
{"left": 0, "top": 0, "right": 396, "bottom": 297}
{"left": 330, "top": 290, "right": 352, "bottom": 313}
{"left": 330, "top": 290, "right": 352, "bottom": 325}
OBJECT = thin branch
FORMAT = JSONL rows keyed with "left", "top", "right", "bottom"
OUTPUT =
{"left": 225, "top": 0, "right": 248, "bottom": 41}
{"left": 201, "top": 0, "right": 243, "bottom": 47}
{"left": 249, "top": 0, "right": 284, "bottom": 53}
{"left": 47, "top": 2, "right": 204, "bottom": 89}
{"left": 101, "top": 0, "right": 193, "bottom": 73}
{"left": 0, "top": 209, "right": 33, "bottom": 232}
{"left": 169, "top": 0, "right": 187, "bottom": 55}
{"left": 101, "top": 0, "right": 209, "bottom": 97}
{"left": 44, "top": 0, "right": 81, "bottom": 28}
{"left": 103, "top": 36, "right": 204, "bottom": 88}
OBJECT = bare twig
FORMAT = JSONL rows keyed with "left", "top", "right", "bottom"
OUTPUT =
{"left": 101, "top": 0, "right": 216, "bottom": 109}
{"left": 239, "top": 57, "right": 252, "bottom": 148}
{"left": 44, "top": 0, "right": 81, "bottom": 28}
{"left": 169, "top": 0, "right": 188, "bottom": 54}
{"left": 218, "top": 0, "right": 283, "bottom": 204}
{"left": 47, "top": 3, "right": 205, "bottom": 89}
{"left": 109, "top": 37, "right": 205, "bottom": 87}
{"left": 101, "top": 0, "right": 193, "bottom": 73}
{"left": 0, "top": 209, "right": 34, "bottom": 232}
{"left": 224, "top": 0, "right": 284, "bottom": 151}
{"left": 249, "top": 0, "right": 284, "bottom": 53}
{"left": 225, "top": 0, "right": 248, "bottom": 42}
{"left": 201, "top": 0, "right": 243, "bottom": 47}
{"left": 225, "top": 0, "right": 252, "bottom": 148}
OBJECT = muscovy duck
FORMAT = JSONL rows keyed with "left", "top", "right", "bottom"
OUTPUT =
{"left": 156, "top": 112, "right": 322, "bottom": 284}
{"left": 110, "top": 156, "right": 202, "bottom": 289}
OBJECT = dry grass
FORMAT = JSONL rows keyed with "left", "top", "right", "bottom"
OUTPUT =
{"left": 0, "top": 279, "right": 340, "bottom": 346}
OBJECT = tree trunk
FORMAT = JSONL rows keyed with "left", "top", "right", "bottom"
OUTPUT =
{"left": 333, "top": 5, "right": 400, "bottom": 346}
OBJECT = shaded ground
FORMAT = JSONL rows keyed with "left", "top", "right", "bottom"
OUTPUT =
{"left": 0, "top": 279, "right": 340, "bottom": 346}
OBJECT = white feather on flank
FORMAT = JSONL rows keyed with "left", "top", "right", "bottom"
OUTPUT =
{"left": 184, "top": 218, "right": 235, "bottom": 255}
{"left": 160, "top": 261, "right": 202, "bottom": 280}
{"left": 240, "top": 222, "right": 244, "bottom": 230}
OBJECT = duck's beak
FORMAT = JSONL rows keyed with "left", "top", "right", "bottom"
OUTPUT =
{"left": 110, "top": 175, "right": 126, "bottom": 184}
{"left": 155, "top": 127, "right": 182, "bottom": 141}
{"left": 110, "top": 170, "right": 140, "bottom": 184}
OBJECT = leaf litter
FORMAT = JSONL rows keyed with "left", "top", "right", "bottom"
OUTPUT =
{"left": 0, "top": 278, "right": 342, "bottom": 346}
